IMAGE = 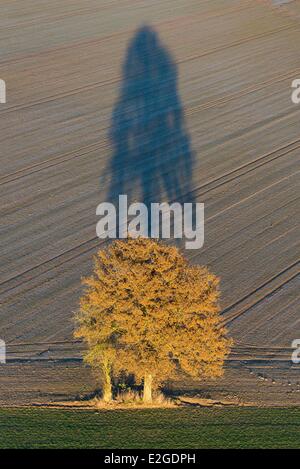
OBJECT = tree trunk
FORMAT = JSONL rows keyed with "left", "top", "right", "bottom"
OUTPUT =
{"left": 143, "top": 373, "right": 153, "bottom": 404}
{"left": 102, "top": 362, "right": 112, "bottom": 402}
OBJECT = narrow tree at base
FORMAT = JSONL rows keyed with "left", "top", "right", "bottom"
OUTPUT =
{"left": 143, "top": 374, "right": 153, "bottom": 404}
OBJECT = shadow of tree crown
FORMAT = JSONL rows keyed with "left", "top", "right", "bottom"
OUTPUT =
{"left": 106, "top": 25, "right": 195, "bottom": 207}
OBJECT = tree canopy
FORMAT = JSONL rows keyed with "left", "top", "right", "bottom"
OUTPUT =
{"left": 75, "top": 238, "right": 232, "bottom": 402}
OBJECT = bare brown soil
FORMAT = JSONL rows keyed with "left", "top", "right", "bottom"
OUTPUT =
{"left": 0, "top": 0, "right": 299, "bottom": 405}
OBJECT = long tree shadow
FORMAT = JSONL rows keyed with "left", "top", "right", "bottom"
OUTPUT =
{"left": 105, "top": 25, "right": 195, "bottom": 234}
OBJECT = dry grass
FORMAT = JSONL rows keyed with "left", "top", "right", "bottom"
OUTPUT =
{"left": 94, "top": 390, "right": 176, "bottom": 409}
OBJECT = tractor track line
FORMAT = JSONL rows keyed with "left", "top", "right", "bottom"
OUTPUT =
{"left": 1, "top": 145, "right": 298, "bottom": 299}
{"left": 221, "top": 260, "right": 300, "bottom": 326}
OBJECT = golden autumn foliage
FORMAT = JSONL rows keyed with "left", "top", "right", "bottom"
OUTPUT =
{"left": 75, "top": 238, "right": 232, "bottom": 402}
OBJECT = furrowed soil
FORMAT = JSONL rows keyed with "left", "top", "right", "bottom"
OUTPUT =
{"left": 0, "top": 0, "right": 299, "bottom": 406}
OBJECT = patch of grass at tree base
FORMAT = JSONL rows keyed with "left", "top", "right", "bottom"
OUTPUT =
{"left": 0, "top": 407, "right": 299, "bottom": 449}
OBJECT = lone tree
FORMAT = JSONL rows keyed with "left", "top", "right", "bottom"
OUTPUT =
{"left": 75, "top": 238, "right": 231, "bottom": 403}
